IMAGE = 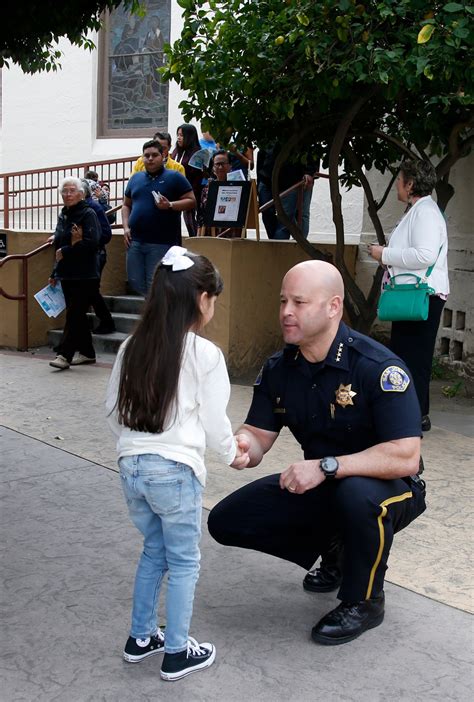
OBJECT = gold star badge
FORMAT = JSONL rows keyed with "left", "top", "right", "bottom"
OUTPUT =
{"left": 335, "top": 383, "right": 357, "bottom": 407}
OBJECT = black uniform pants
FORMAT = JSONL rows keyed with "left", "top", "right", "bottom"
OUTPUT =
{"left": 390, "top": 295, "right": 445, "bottom": 416}
{"left": 57, "top": 279, "right": 99, "bottom": 362}
{"left": 208, "top": 474, "right": 426, "bottom": 602}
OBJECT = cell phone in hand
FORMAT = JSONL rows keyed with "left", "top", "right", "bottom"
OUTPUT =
{"left": 152, "top": 191, "right": 163, "bottom": 204}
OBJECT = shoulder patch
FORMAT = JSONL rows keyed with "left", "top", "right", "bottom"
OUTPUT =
{"left": 380, "top": 366, "right": 410, "bottom": 392}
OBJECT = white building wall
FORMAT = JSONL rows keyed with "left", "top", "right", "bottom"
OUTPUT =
{"left": 0, "top": 2, "right": 362, "bottom": 241}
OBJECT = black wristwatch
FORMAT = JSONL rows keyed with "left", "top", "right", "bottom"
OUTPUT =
{"left": 320, "top": 456, "right": 339, "bottom": 480}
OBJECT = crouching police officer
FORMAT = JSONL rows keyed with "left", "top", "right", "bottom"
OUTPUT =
{"left": 210, "top": 260, "right": 426, "bottom": 645}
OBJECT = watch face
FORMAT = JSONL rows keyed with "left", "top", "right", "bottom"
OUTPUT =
{"left": 322, "top": 457, "right": 338, "bottom": 474}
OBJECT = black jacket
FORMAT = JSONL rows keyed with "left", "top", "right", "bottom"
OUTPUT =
{"left": 52, "top": 201, "right": 100, "bottom": 280}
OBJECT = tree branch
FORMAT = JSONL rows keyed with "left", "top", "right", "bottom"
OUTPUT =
{"left": 328, "top": 88, "right": 379, "bottom": 328}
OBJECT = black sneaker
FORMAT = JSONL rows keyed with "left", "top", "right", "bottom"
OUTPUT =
{"left": 160, "top": 637, "right": 216, "bottom": 681}
{"left": 123, "top": 629, "right": 165, "bottom": 663}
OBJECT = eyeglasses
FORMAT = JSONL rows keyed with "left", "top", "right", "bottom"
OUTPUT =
{"left": 214, "top": 162, "right": 229, "bottom": 168}
{"left": 61, "top": 189, "right": 79, "bottom": 194}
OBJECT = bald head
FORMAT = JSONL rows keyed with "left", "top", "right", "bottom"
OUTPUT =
{"left": 283, "top": 260, "right": 344, "bottom": 302}
{"left": 280, "top": 261, "right": 344, "bottom": 354}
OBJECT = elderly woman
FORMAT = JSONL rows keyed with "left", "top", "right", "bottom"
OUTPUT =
{"left": 49, "top": 177, "right": 101, "bottom": 370}
{"left": 368, "top": 159, "right": 449, "bottom": 431}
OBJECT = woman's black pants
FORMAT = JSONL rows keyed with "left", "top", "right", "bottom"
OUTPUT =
{"left": 390, "top": 295, "right": 445, "bottom": 416}
{"left": 56, "top": 279, "right": 98, "bottom": 362}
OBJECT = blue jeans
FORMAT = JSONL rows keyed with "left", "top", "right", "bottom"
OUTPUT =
{"left": 126, "top": 241, "right": 171, "bottom": 296}
{"left": 119, "top": 454, "right": 203, "bottom": 653}
{"left": 258, "top": 183, "right": 312, "bottom": 240}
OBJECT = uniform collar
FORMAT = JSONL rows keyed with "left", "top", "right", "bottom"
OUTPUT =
{"left": 324, "top": 322, "right": 351, "bottom": 371}
{"left": 283, "top": 322, "right": 352, "bottom": 372}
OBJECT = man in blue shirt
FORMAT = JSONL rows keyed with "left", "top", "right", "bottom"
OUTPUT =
{"left": 209, "top": 260, "right": 426, "bottom": 646}
{"left": 122, "top": 140, "right": 196, "bottom": 295}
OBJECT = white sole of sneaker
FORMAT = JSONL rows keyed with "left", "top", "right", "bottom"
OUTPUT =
{"left": 70, "top": 359, "right": 96, "bottom": 366}
{"left": 160, "top": 646, "right": 216, "bottom": 681}
{"left": 49, "top": 363, "right": 70, "bottom": 370}
{"left": 123, "top": 648, "right": 164, "bottom": 663}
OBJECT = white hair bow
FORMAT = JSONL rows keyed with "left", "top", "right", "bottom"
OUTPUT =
{"left": 161, "top": 246, "right": 194, "bottom": 271}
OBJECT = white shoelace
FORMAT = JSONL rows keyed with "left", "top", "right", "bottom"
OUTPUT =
{"left": 186, "top": 636, "right": 205, "bottom": 657}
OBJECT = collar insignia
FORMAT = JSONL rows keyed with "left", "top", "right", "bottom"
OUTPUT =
{"left": 335, "top": 342, "right": 344, "bottom": 362}
{"left": 335, "top": 383, "right": 357, "bottom": 407}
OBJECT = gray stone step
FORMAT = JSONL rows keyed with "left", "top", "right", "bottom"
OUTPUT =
{"left": 47, "top": 328, "right": 127, "bottom": 355}
{"left": 46, "top": 294, "right": 143, "bottom": 355}
{"left": 87, "top": 311, "right": 139, "bottom": 334}
{"left": 103, "top": 295, "right": 144, "bottom": 315}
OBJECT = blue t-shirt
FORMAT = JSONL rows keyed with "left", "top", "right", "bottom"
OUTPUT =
{"left": 246, "top": 322, "right": 421, "bottom": 459}
{"left": 125, "top": 168, "right": 192, "bottom": 244}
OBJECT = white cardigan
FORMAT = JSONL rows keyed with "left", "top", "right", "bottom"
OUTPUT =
{"left": 106, "top": 332, "right": 237, "bottom": 486}
{"left": 382, "top": 196, "right": 449, "bottom": 296}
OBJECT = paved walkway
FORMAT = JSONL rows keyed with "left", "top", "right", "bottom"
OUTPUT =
{"left": 1, "top": 349, "right": 473, "bottom": 701}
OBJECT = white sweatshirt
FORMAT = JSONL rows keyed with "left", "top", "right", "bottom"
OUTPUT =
{"left": 106, "top": 332, "right": 237, "bottom": 486}
{"left": 382, "top": 196, "right": 449, "bottom": 296}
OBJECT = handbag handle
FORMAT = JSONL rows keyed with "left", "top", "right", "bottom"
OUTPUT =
{"left": 424, "top": 245, "right": 443, "bottom": 280}
{"left": 386, "top": 273, "right": 426, "bottom": 289}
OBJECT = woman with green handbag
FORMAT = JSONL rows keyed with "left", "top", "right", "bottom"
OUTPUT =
{"left": 368, "top": 159, "right": 449, "bottom": 432}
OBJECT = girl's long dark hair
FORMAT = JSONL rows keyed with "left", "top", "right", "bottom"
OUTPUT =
{"left": 117, "top": 251, "right": 223, "bottom": 434}
{"left": 176, "top": 123, "right": 200, "bottom": 154}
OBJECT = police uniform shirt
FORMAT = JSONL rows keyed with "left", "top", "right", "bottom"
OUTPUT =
{"left": 245, "top": 322, "right": 421, "bottom": 459}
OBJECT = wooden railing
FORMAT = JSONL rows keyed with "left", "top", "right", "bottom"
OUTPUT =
{"left": 0, "top": 156, "right": 135, "bottom": 231}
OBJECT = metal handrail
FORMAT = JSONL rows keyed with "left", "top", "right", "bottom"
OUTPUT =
{"left": 0, "top": 241, "right": 53, "bottom": 351}
{"left": 0, "top": 156, "right": 136, "bottom": 230}
{"left": 217, "top": 170, "right": 330, "bottom": 238}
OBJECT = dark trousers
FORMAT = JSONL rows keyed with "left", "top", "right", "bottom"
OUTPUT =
{"left": 57, "top": 279, "right": 99, "bottom": 362}
{"left": 390, "top": 295, "right": 445, "bottom": 416}
{"left": 183, "top": 209, "right": 198, "bottom": 237}
{"left": 90, "top": 251, "right": 113, "bottom": 326}
{"left": 208, "top": 474, "right": 426, "bottom": 602}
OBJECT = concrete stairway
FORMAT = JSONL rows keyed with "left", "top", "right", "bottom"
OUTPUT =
{"left": 47, "top": 294, "right": 144, "bottom": 354}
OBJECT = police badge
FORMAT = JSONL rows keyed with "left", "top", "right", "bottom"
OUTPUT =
{"left": 335, "top": 383, "right": 357, "bottom": 407}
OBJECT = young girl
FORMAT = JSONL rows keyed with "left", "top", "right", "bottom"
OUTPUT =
{"left": 106, "top": 246, "right": 248, "bottom": 681}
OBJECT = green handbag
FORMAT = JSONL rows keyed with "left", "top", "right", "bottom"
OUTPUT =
{"left": 377, "top": 274, "right": 434, "bottom": 321}
{"left": 377, "top": 247, "right": 441, "bottom": 322}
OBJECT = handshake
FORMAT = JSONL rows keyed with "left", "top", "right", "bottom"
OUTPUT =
{"left": 231, "top": 433, "right": 251, "bottom": 469}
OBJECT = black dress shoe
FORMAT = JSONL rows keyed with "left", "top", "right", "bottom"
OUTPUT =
{"left": 311, "top": 593, "right": 385, "bottom": 645}
{"left": 303, "top": 564, "right": 342, "bottom": 593}
{"left": 421, "top": 415, "right": 431, "bottom": 432}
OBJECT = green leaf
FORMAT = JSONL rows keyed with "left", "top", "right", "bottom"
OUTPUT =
{"left": 417, "top": 24, "right": 435, "bottom": 44}
{"left": 296, "top": 13, "right": 310, "bottom": 27}
{"left": 443, "top": 3, "right": 464, "bottom": 12}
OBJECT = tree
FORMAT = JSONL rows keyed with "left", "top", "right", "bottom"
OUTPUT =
{"left": 164, "top": 0, "right": 473, "bottom": 331}
{"left": 0, "top": 0, "right": 141, "bottom": 74}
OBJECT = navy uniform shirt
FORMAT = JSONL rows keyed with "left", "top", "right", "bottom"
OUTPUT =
{"left": 245, "top": 322, "right": 421, "bottom": 459}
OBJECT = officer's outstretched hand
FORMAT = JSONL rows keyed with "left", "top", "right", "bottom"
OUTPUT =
{"left": 280, "top": 460, "right": 324, "bottom": 494}
{"left": 231, "top": 434, "right": 251, "bottom": 470}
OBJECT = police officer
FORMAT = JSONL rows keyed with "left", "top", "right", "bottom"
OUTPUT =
{"left": 209, "top": 260, "right": 426, "bottom": 645}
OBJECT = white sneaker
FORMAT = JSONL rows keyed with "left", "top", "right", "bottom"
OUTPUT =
{"left": 49, "top": 355, "right": 70, "bottom": 370}
{"left": 70, "top": 354, "right": 96, "bottom": 366}
{"left": 160, "top": 637, "right": 216, "bottom": 681}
